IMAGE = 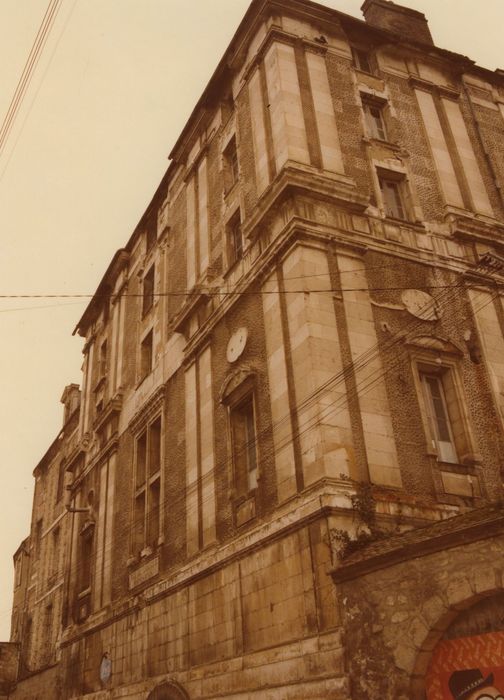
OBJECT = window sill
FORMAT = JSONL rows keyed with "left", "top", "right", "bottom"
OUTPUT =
{"left": 382, "top": 213, "right": 411, "bottom": 225}
{"left": 363, "top": 136, "right": 401, "bottom": 152}
{"left": 354, "top": 67, "right": 378, "bottom": 79}
{"left": 433, "top": 459, "right": 480, "bottom": 475}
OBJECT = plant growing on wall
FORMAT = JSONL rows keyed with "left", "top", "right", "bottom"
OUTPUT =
{"left": 330, "top": 476, "right": 387, "bottom": 560}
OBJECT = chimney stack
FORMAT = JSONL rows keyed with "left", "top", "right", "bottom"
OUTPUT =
{"left": 361, "top": 0, "right": 434, "bottom": 46}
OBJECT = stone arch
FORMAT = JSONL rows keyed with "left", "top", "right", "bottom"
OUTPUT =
{"left": 409, "top": 587, "right": 504, "bottom": 700}
{"left": 147, "top": 680, "right": 190, "bottom": 700}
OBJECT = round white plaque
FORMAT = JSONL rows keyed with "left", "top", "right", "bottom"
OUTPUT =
{"left": 226, "top": 327, "right": 248, "bottom": 363}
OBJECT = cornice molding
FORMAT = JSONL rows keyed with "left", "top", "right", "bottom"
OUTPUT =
{"left": 128, "top": 385, "right": 166, "bottom": 436}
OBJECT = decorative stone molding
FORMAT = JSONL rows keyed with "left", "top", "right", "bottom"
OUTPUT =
{"left": 128, "top": 385, "right": 165, "bottom": 437}
{"left": 147, "top": 680, "right": 189, "bottom": 700}
{"left": 219, "top": 365, "right": 257, "bottom": 404}
{"left": 403, "top": 334, "right": 463, "bottom": 356}
{"left": 92, "top": 391, "right": 123, "bottom": 433}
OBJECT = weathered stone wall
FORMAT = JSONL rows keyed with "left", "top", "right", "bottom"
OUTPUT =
{"left": 338, "top": 532, "right": 504, "bottom": 700}
{"left": 0, "top": 643, "right": 18, "bottom": 694}
{"left": 57, "top": 517, "right": 344, "bottom": 700}
{"left": 8, "top": 0, "right": 504, "bottom": 698}
{"left": 9, "top": 664, "right": 60, "bottom": 700}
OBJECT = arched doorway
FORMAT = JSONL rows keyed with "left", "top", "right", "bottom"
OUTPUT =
{"left": 415, "top": 592, "right": 504, "bottom": 699}
{"left": 147, "top": 680, "right": 190, "bottom": 700}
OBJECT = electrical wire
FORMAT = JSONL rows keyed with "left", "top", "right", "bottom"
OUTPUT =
{"left": 18, "top": 274, "right": 499, "bottom": 601}
{"left": 0, "top": 282, "right": 500, "bottom": 302}
{"left": 0, "top": 0, "right": 62, "bottom": 158}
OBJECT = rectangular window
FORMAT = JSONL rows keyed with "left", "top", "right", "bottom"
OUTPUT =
{"left": 142, "top": 265, "right": 155, "bottom": 316}
{"left": 140, "top": 329, "right": 153, "bottom": 380}
{"left": 134, "top": 417, "right": 162, "bottom": 553}
{"left": 51, "top": 527, "right": 60, "bottom": 578}
{"left": 79, "top": 528, "right": 93, "bottom": 594}
{"left": 379, "top": 175, "right": 406, "bottom": 220}
{"left": 230, "top": 395, "right": 258, "bottom": 497}
{"left": 223, "top": 136, "right": 239, "bottom": 192}
{"left": 56, "top": 461, "right": 65, "bottom": 503}
{"left": 363, "top": 101, "right": 387, "bottom": 141}
{"left": 227, "top": 209, "right": 243, "bottom": 266}
{"left": 99, "top": 339, "right": 107, "bottom": 378}
{"left": 352, "top": 47, "right": 373, "bottom": 74}
{"left": 421, "top": 372, "right": 458, "bottom": 463}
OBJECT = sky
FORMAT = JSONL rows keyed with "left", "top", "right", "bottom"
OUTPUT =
{"left": 0, "top": 0, "right": 502, "bottom": 641}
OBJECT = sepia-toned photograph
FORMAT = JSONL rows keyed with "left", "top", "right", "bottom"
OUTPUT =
{"left": 0, "top": 1, "right": 503, "bottom": 698}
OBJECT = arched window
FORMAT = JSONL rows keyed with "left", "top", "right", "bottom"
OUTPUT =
{"left": 147, "top": 681, "right": 189, "bottom": 700}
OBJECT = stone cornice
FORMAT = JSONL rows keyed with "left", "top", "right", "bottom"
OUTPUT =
{"left": 243, "top": 163, "right": 367, "bottom": 242}
{"left": 92, "top": 392, "right": 123, "bottom": 434}
{"left": 169, "top": 286, "right": 211, "bottom": 337}
{"left": 128, "top": 385, "right": 165, "bottom": 436}
{"left": 60, "top": 479, "right": 354, "bottom": 647}
{"left": 450, "top": 214, "right": 504, "bottom": 251}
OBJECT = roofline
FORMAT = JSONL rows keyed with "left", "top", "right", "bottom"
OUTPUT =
{"left": 74, "top": 168, "right": 170, "bottom": 338}
{"left": 73, "top": 249, "right": 130, "bottom": 337}
{"left": 33, "top": 429, "right": 64, "bottom": 476}
{"left": 75, "top": 0, "right": 503, "bottom": 338}
{"left": 13, "top": 537, "right": 30, "bottom": 560}
{"left": 167, "top": 0, "right": 504, "bottom": 163}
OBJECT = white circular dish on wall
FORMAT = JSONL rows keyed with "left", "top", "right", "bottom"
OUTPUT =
{"left": 226, "top": 327, "right": 248, "bottom": 363}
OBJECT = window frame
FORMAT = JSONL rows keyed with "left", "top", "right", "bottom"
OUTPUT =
{"left": 352, "top": 47, "right": 374, "bottom": 74}
{"left": 411, "top": 353, "right": 477, "bottom": 468}
{"left": 99, "top": 338, "right": 108, "bottom": 380}
{"left": 223, "top": 135, "right": 239, "bottom": 194}
{"left": 140, "top": 328, "right": 154, "bottom": 381}
{"left": 142, "top": 265, "right": 155, "bottom": 317}
{"left": 377, "top": 170, "right": 408, "bottom": 221}
{"left": 229, "top": 392, "right": 259, "bottom": 498}
{"left": 362, "top": 98, "right": 388, "bottom": 141}
{"left": 226, "top": 208, "right": 243, "bottom": 268}
{"left": 420, "top": 371, "right": 459, "bottom": 463}
{"left": 133, "top": 415, "right": 162, "bottom": 556}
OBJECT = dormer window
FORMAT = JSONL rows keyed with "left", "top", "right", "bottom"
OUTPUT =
{"left": 352, "top": 47, "right": 373, "bottom": 74}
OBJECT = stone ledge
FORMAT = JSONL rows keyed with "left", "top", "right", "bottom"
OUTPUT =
{"left": 331, "top": 504, "right": 504, "bottom": 583}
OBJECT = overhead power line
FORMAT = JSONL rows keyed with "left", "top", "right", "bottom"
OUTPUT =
{"left": 0, "top": 283, "right": 500, "bottom": 302}
{"left": 0, "top": 0, "right": 62, "bottom": 159}
{"left": 24, "top": 271, "right": 498, "bottom": 591}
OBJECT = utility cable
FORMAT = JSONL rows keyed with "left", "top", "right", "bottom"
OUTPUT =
{"left": 26, "top": 274, "right": 498, "bottom": 593}
{"left": 0, "top": 0, "right": 62, "bottom": 158}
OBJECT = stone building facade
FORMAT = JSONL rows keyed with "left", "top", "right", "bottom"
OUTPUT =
{"left": 6, "top": 0, "right": 504, "bottom": 698}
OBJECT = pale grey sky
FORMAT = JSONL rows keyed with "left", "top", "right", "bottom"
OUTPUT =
{"left": 0, "top": 0, "right": 502, "bottom": 639}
